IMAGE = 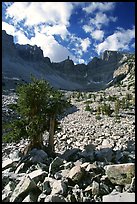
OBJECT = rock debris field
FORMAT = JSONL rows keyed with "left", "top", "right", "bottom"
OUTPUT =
{"left": 2, "top": 83, "right": 135, "bottom": 202}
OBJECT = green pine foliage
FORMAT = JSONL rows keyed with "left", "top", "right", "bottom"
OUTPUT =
{"left": 85, "top": 104, "right": 91, "bottom": 112}
{"left": 3, "top": 77, "right": 70, "bottom": 148}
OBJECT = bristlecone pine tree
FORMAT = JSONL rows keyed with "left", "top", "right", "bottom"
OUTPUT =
{"left": 3, "top": 77, "right": 70, "bottom": 156}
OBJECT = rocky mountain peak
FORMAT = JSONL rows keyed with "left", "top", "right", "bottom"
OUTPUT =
{"left": 2, "top": 30, "right": 135, "bottom": 92}
{"left": 101, "top": 50, "right": 123, "bottom": 62}
{"left": 15, "top": 43, "right": 44, "bottom": 61}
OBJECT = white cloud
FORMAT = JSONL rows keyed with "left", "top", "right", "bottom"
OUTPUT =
{"left": 82, "top": 12, "right": 117, "bottom": 40}
{"left": 24, "top": 31, "right": 74, "bottom": 62}
{"left": 78, "top": 59, "right": 85, "bottom": 64}
{"left": 81, "top": 38, "right": 91, "bottom": 52}
{"left": 83, "top": 2, "right": 115, "bottom": 13}
{"left": 40, "top": 24, "right": 69, "bottom": 40}
{"left": 90, "top": 12, "right": 110, "bottom": 29}
{"left": 14, "top": 30, "right": 30, "bottom": 45}
{"left": 82, "top": 25, "right": 93, "bottom": 33}
{"left": 96, "top": 26, "right": 135, "bottom": 55}
{"left": 6, "top": 2, "right": 73, "bottom": 27}
{"left": 2, "top": 21, "right": 15, "bottom": 35}
{"left": 91, "top": 30, "right": 104, "bottom": 41}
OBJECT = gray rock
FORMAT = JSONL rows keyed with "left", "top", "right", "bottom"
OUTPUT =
{"left": 51, "top": 180, "right": 67, "bottom": 195}
{"left": 67, "top": 165, "right": 84, "bottom": 182}
{"left": 44, "top": 194, "right": 67, "bottom": 202}
{"left": 28, "top": 169, "right": 47, "bottom": 184}
{"left": 15, "top": 163, "right": 25, "bottom": 174}
{"left": 61, "top": 148, "right": 80, "bottom": 161}
{"left": 37, "top": 193, "right": 47, "bottom": 202}
{"left": 92, "top": 181, "right": 100, "bottom": 196}
{"left": 103, "top": 192, "right": 135, "bottom": 202}
{"left": 49, "top": 157, "right": 64, "bottom": 176}
{"left": 2, "top": 170, "right": 25, "bottom": 189}
{"left": 22, "top": 192, "right": 38, "bottom": 202}
{"left": 2, "top": 181, "right": 15, "bottom": 202}
{"left": 29, "top": 148, "right": 48, "bottom": 164}
{"left": 95, "top": 147, "right": 114, "bottom": 162}
{"left": 55, "top": 169, "right": 70, "bottom": 180}
{"left": 78, "top": 144, "right": 95, "bottom": 162}
{"left": 42, "top": 177, "right": 56, "bottom": 194}
{"left": 10, "top": 175, "right": 41, "bottom": 202}
{"left": 2, "top": 159, "right": 16, "bottom": 170}
{"left": 104, "top": 163, "right": 135, "bottom": 185}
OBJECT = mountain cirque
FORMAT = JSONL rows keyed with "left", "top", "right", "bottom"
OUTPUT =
{"left": 2, "top": 30, "right": 135, "bottom": 202}
{"left": 2, "top": 73, "right": 135, "bottom": 202}
{"left": 2, "top": 30, "right": 134, "bottom": 92}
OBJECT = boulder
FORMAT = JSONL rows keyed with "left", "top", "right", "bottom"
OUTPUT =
{"left": 2, "top": 181, "right": 15, "bottom": 202}
{"left": 104, "top": 163, "right": 135, "bottom": 185}
{"left": 10, "top": 175, "right": 41, "bottom": 202}
{"left": 2, "top": 159, "right": 16, "bottom": 170}
{"left": 51, "top": 180, "right": 67, "bottom": 195}
{"left": 42, "top": 177, "right": 56, "bottom": 194}
{"left": 22, "top": 192, "right": 38, "bottom": 202}
{"left": 95, "top": 147, "right": 114, "bottom": 162}
{"left": 91, "top": 181, "right": 100, "bottom": 196}
{"left": 44, "top": 194, "right": 67, "bottom": 202}
{"left": 103, "top": 192, "right": 135, "bottom": 202}
{"left": 78, "top": 144, "right": 95, "bottom": 162}
{"left": 28, "top": 169, "right": 47, "bottom": 184}
{"left": 29, "top": 148, "right": 48, "bottom": 164}
{"left": 67, "top": 165, "right": 84, "bottom": 182}
{"left": 61, "top": 148, "right": 80, "bottom": 161}
{"left": 48, "top": 157, "right": 64, "bottom": 176}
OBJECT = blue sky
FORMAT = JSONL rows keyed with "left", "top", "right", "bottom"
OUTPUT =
{"left": 2, "top": 2, "right": 135, "bottom": 64}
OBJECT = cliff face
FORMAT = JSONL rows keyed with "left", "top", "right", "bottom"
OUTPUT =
{"left": 2, "top": 30, "right": 134, "bottom": 91}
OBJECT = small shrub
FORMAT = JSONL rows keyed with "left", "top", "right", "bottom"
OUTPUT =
{"left": 96, "top": 115, "right": 101, "bottom": 120}
{"left": 85, "top": 104, "right": 91, "bottom": 112}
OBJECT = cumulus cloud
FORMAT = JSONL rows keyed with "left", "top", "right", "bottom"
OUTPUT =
{"left": 2, "top": 21, "right": 15, "bottom": 35}
{"left": 82, "top": 11, "right": 117, "bottom": 42}
{"left": 91, "top": 30, "right": 104, "bottom": 41}
{"left": 81, "top": 38, "right": 91, "bottom": 52}
{"left": 83, "top": 2, "right": 115, "bottom": 13}
{"left": 14, "top": 30, "right": 30, "bottom": 45}
{"left": 90, "top": 12, "right": 116, "bottom": 29}
{"left": 82, "top": 25, "right": 93, "bottom": 33}
{"left": 96, "top": 26, "right": 135, "bottom": 54}
{"left": 25, "top": 31, "right": 74, "bottom": 62}
{"left": 6, "top": 2, "right": 73, "bottom": 27}
{"left": 40, "top": 24, "right": 69, "bottom": 40}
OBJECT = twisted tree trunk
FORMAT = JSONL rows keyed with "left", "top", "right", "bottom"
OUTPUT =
{"left": 48, "top": 114, "right": 55, "bottom": 154}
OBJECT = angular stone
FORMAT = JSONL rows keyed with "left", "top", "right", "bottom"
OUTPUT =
{"left": 42, "top": 177, "right": 56, "bottom": 194}
{"left": 10, "top": 175, "right": 41, "bottom": 202}
{"left": 103, "top": 192, "right": 135, "bottom": 202}
{"left": 67, "top": 165, "right": 84, "bottom": 182}
{"left": 15, "top": 163, "right": 25, "bottom": 174}
{"left": 54, "top": 169, "right": 70, "bottom": 179}
{"left": 51, "top": 180, "right": 67, "bottom": 195}
{"left": 37, "top": 193, "right": 47, "bottom": 202}
{"left": 2, "top": 181, "right": 15, "bottom": 202}
{"left": 49, "top": 157, "right": 64, "bottom": 175}
{"left": 28, "top": 169, "right": 47, "bottom": 184}
{"left": 22, "top": 192, "right": 38, "bottom": 202}
{"left": 44, "top": 194, "right": 67, "bottom": 202}
{"left": 104, "top": 163, "right": 135, "bottom": 185}
{"left": 61, "top": 148, "right": 80, "bottom": 161}
{"left": 95, "top": 147, "right": 113, "bottom": 162}
{"left": 2, "top": 159, "right": 16, "bottom": 170}
{"left": 92, "top": 181, "right": 100, "bottom": 196}
{"left": 29, "top": 148, "right": 48, "bottom": 164}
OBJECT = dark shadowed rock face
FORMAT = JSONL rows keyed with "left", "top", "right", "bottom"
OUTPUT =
{"left": 15, "top": 44, "right": 44, "bottom": 61}
{"left": 2, "top": 30, "right": 134, "bottom": 91}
